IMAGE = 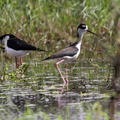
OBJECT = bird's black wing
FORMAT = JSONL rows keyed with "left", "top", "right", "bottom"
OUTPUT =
{"left": 43, "top": 46, "right": 78, "bottom": 60}
{"left": 69, "top": 42, "right": 78, "bottom": 47}
{"left": 7, "top": 38, "right": 44, "bottom": 51}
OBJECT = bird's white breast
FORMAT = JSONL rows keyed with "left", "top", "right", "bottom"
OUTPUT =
{"left": 6, "top": 46, "right": 30, "bottom": 58}
{"left": 63, "top": 41, "right": 82, "bottom": 61}
{"left": 73, "top": 41, "right": 82, "bottom": 59}
{"left": 72, "top": 49, "right": 80, "bottom": 59}
{"left": 4, "top": 36, "right": 30, "bottom": 58}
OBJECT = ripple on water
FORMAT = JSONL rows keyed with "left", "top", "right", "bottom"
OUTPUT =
{"left": 0, "top": 57, "right": 114, "bottom": 120}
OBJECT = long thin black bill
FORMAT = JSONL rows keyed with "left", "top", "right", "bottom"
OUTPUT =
{"left": 87, "top": 30, "right": 98, "bottom": 36}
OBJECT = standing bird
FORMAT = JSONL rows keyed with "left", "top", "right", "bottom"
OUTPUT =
{"left": 0, "top": 34, "right": 45, "bottom": 68}
{"left": 43, "top": 24, "right": 98, "bottom": 84}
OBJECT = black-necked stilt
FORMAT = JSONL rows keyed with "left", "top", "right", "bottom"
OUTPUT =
{"left": 43, "top": 24, "right": 98, "bottom": 84}
{"left": 0, "top": 34, "right": 45, "bottom": 68}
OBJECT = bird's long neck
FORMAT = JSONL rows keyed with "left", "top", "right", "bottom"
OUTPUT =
{"left": 77, "top": 29, "right": 85, "bottom": 41}
{"left": 76, "top": 29, "right": 85, "bottom": 50}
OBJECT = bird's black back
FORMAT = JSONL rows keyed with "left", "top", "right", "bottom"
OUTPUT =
{"left": 69, "top": 42, "right": 79, "bottom": 47}
{"left": 43, "top": 45, "right": 78, "bottom": 60}
{"left": 7, "top": 38, "right": 39, "bottom": 51}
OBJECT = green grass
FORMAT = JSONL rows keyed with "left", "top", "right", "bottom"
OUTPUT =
{"left": 24, "top": 102, "right": 109, "bottom": 120}
{"left": 0, "top": 0, "right": 117, "bottom": 42}
{"left": 0, "top": 102, "right": 110, "bottom": 120}
{"left": 0, "top": 0, "right": 119, "bottom": 58}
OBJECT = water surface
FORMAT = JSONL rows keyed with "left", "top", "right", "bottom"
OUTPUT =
{"left": 0, "top": 52, "right": 119, "bottom": 120}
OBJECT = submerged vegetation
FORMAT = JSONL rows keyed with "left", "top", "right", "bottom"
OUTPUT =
{"left": 0, "top": 0, "right": 120, "bottom": 120}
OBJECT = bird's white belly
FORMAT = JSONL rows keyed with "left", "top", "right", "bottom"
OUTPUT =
{"left": 6, "top": 47, "right": 30, "bottom": 58}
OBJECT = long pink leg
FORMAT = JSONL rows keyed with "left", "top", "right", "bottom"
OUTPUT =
{"left": 66, "top": 83, "right": 68, "bottom": 92}
{"left": 56, "top": 59, "right": 66, "bottom": 84}
{"left": 60, "top": 82, "right": 68, "bottom": 93}
{"left": 59, "top": 84, "right": 65, "bottom": 94}
{"left": 20, "top": 58, "right": 22, "bottom": 65}
{"left": 15, "top": 57, "right": 19, "bottom": 68}
{"left": 66, "top": 67, "right": 69, "bottom": 84}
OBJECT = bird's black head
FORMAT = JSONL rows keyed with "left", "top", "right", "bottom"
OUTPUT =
{"left": 0, "top": 34, "right": 16, "bottom": 42}
{"left": 77, "top": 23, "right": 98, "bottom": 37}
{"left": 6, "top": 34, "right": 16, "bottom": 38}
{"left": 77, "top": 24, "right": 88, "bottom": 30}
{"left": 0, "top": 34, "right": 16, "bottom": 39}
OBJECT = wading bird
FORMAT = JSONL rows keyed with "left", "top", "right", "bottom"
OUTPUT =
{"left": 0, "top": 34, "right": 45, "bottom": 68}
{"left": 43, "top": 24, "right": 98, "bottom": 84}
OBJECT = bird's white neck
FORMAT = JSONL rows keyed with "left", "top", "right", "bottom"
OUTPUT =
{"left": 3, "top": 36, "right": 10, "bottom": 42}
{"left": 3, "top": 36, "right": 10, "bottom": 47}
{"left": 77, "top": 28, "right": 85, "bottom": 40}
{"left": 75, "top": 28, "right": 86, "bottom": 51}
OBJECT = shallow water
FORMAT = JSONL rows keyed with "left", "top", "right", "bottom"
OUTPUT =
{"left": 0, "top": 53, "right": 120, "bottom": 120}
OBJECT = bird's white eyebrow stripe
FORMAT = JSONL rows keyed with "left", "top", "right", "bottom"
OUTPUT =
{"left": 82, "top": 25, "right": 86, "bottom": 27}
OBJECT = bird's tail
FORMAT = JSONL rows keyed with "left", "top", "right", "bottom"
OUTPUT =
{"left": 42, "top": 56, "right": 52, "bottom": 61}
{"left": 36, "top": 48, "right": 46, "bottom": 52}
